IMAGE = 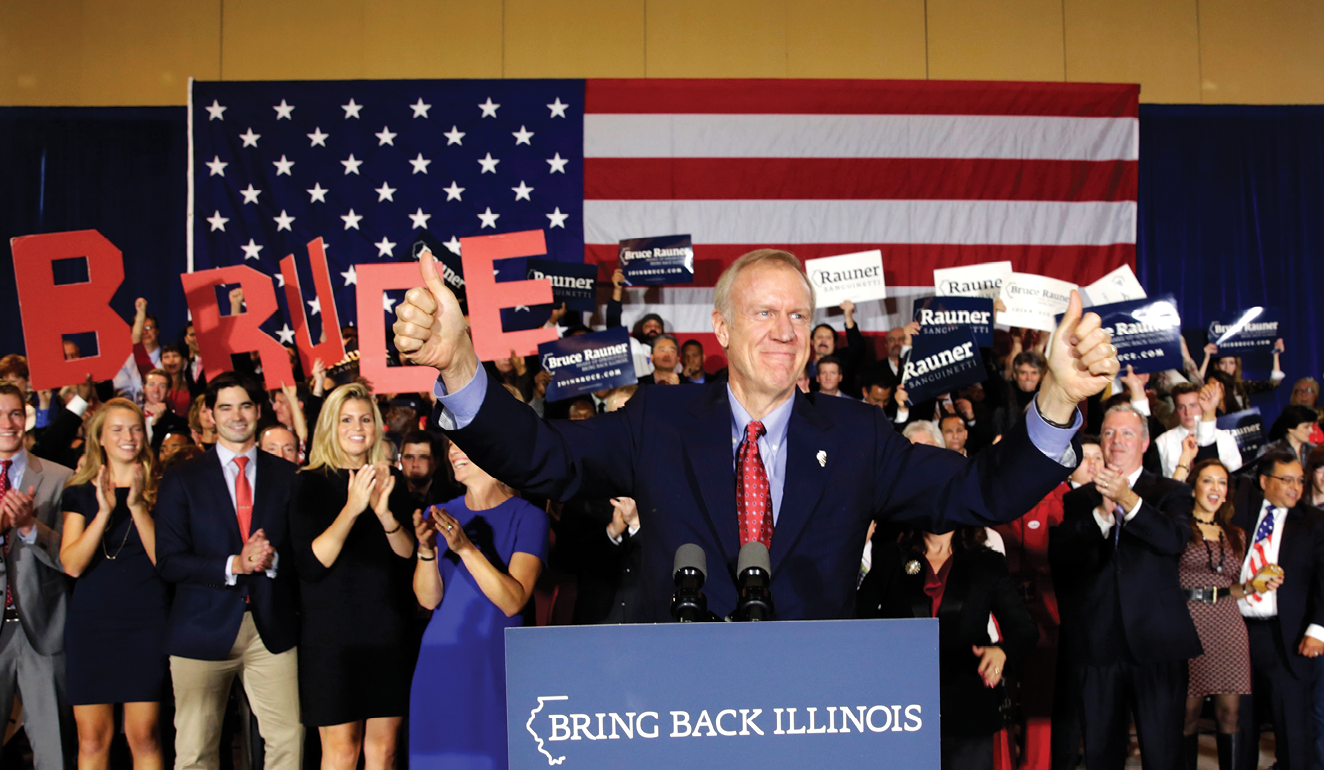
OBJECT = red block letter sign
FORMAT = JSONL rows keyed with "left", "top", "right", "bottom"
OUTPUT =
{"left": 180, "top": 266, "right": 294, "bottom": 390}
{"left": 461, "top": 230, "right": 557, "bottom": 360}
{"left": 355, "top": 263, "right": 445, "bottom": 395}
{"left": 10, "top": 230, "right": 133, "bottom": 390}
{"left": 280, "top": 238, "right": 346, "bottom": 374}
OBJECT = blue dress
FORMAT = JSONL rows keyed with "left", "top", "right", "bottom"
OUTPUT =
{"left": 61, "top": 483, "right": 168, "bottom": 705}
{"left": 409, "top": 495, "right": 549, "bottom": 770}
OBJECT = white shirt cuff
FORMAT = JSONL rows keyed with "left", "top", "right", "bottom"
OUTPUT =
{"left": 1196, "top": 419, "right": 1217, "bottom": 445}
{"left": 65, "top": 395, "right": 89, "bottom": 417}
{"left": 17, "top": 527, "right": 38, "bottom": 544}
{"left": 1132, "top": 398, "right": 1151, "bottom": 417}
{"left": 225, "top": 555, "right": 239, "bottom": 585}
{"left": 1306, "top": 624, "right": 1324, "bottom": 643}
{"left": 894, "top": 407, "right": 909, "bottom": 424}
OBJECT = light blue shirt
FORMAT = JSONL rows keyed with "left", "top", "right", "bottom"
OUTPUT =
{"left": 1, "top": 449, "right": 37, "bottom": 544}
{"left": 727, "top": 386, "right": 793, "bottom": 524}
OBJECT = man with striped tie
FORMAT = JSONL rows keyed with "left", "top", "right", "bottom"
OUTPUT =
{"left": 1232, "top": 451, "right": 1324, "bottom": 770}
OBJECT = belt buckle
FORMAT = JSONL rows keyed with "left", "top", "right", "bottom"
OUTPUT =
{"left": 1211, "top": 587, "right": 1219, "bottom": 603}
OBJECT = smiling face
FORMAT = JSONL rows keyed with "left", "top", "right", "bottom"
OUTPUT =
{"left": 1292, "top": 380, "right": 1320, "bottom": 407}
{"left": 160, "top": 431, "right": 192, "bottom": 460}
{"left": 1071, "top": 442, "right": 1105, "bottom": 485}
{"left": 260, "top": 426, "right": 299, "bottom": 464}
{"left": 99, "top": 406, "right": 145, "bottom": 466}
{"left": 0, "top": 393, "right": 25, "bottom": 458}
{"left": 161, "top": 349, "right": 183, "bottom": 374}
{"left": 337, "top": 398, "right": 376, "bottom": 464}
{"left": 144, "top": 373, "right": 169, "bottom": 405}
{"left": 640, "top": 318, "right": 663, "bottom": 340}
{"left": 713, "top": 262, "right": 812, "bottom": 402}
{"left": 1261, "top": 459, "right": 1304, "bottom": 509}
{"left": 1015, "top": 363, "right": 1042, "bottom": 394}
{"left": 1193, "top": 464, "right": 1229, "bottom": 515}
{"left": 1289, "top": 421, "right": 1316, "bottom": 446}
{"left": 448, "top": 441, "right": 492, "bottom": 487}
{"left": 1101, "top": 410, "right": 1149, "bottom": 476}
{"left": 206, "top": 385, "right": 258, "bottom": 447}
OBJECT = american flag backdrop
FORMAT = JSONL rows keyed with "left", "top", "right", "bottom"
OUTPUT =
{"left": 190, "top": 78, "right": 1137, "bottom": 358}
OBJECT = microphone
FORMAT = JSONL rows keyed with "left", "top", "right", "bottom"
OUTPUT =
{"left": 670, "top": 544, "right": 709, "bottom": 622}
{"left": 734, "top": 541, "right": 774, "bottom": 621}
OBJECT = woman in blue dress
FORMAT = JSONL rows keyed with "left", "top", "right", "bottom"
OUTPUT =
{"left": 410, "top": 439, "right": 547, "bottom": 770}
{"left": 58, "top": 398, "right": 167, "bottom": 770}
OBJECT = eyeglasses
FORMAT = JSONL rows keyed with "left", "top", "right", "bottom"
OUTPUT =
{"left": 1265, "top": 476, "right": 1305, "bottom": 487}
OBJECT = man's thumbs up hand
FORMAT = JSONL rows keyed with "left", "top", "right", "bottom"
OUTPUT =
{"left": 393, "top": 248, "right": 478, "bottom": 391}
{"left": 1038, "top": 290, "right": 1119, "bottom": 424}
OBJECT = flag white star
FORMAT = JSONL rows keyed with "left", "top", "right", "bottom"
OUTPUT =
{"left": 341, "top": 98, "right": 363, "bottom": 119}
{"left": 274, "top": 272, "right": 286, "bottom": 287}
{"left": 375, "top": 181, "right": 396, "bottom": 201}
{"left": 547, "top": 98, "right": 568, "bottom": 118}
{"left": 547, "top": 153, "right": 568, "bottom": 173}
{"left": 307, "top": 127, "right": 329, "bottom": 147}
{"left": 273, "top": 155, "right": 295, "bottom": 176}
{"left": 239, "top": 128, "right": 261, "bottom": 147}
{"left": 274, "top": 210, "right": 295, "bottom": 231}
{"left": 207, "top": 210, "right": 229, "bottom": 231}
{"left": 409, "top": 153, "right": 431, "bottom": 174}
{"left": 240, "top": 184, "right": 261, "bottom": 204}
{"left": 341, "top": 154, "right": 363, "bottom": 175}
{"left": 374, "top": 237, "right": 397, "bottom": 257}
{"left": 478, "top": 97, "right": 500, "bottom": 118}
{"left": 512, "top": 125, "right": 534, "bottom": 145}
{"left": 442, "top": 181, "right": 464, "bottom": 201}
{"left": 382, "top": 293, "right": 398, "bottom": 314}
{"left": 477, "top": 153, "right": 499, "bottom": 173}
{"left": 546, "top": 207, "right": 569, "bottom": 228}
{"left": 205, "top": 155, "right": 228, "bottom": 177}
{"left": 341, "top": 265, "right": 357, "bottom": 286}
{"left": 477, "top": 207, "right": 500, "bottom": 228}
{"left": 409, "top": 208, "right": 431, "bottom": 229}
{"left": 307, "top": 297, "right": 321, "bottom": 316}
{"left": 341, "top": 209, "right": 363, "bottom": 230}
{"left": 443, "top": 125, "right": 465, "bottom": 145}
{"left": 276, "top": 324, "right": 295, "bottom": 345}
{"left": 375, "top": 126, "right": 396, "bottom": 146}
{"left": 410, "top": 98, "right": 432, "bottom": 118}
{"left": 512, "top": 181, "right": 534, "bottom": 200}
{"left": 307, "top": 183, "right": 328, "bottom": 203}
{"left": 240, "top": 239, "right": 263, "bottom": 260}
{"left": 205, "top": 99, "right": 226, "bottom": 120}
{"left": 443, "top": 236, "right": 461, "bottom": 255}
{"left": 514, "top": 306, "right": 530, "bottom": 312}
{"left": 273, "top": 99, "right": 295, "bottom": 120}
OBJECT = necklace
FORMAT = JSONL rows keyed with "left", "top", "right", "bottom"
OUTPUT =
{"left": 101, "top": 502, "right": 136, "bottom": 561}
{"left": 1201, "top": 530, "right": 1225, "bottom": 574}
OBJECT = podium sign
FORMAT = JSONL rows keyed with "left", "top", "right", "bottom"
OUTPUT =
{"left": 506, "top": 619, "right": 939, "bottom": 769}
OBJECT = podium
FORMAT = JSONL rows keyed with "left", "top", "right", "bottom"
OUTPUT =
{"left": 506, "top": 618, "right": 940, "bottom": 769}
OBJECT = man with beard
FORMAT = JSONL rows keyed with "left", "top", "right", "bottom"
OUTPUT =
{"left": 606, "top": 268, "right": 666, "bottom": 378}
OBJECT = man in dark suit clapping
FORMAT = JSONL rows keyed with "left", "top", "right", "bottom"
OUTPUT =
{"left": 1051, "top": 403, "right": 1202, "bottom": 770}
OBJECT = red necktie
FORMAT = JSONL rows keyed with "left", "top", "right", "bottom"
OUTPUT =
{"left": 233, "top": 456, "right": 252, "bottom": 541}
{"left": 1, "top": 459, "right": 15, "bottom": 611}
{"left": 736, "top": 421, "right": 774, "bottom": 548}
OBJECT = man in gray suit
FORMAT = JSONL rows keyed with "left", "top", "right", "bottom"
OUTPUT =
{"left": 0, "top": 382, "right": 74, "bottom": 770}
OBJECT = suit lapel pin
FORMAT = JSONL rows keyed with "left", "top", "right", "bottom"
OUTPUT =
{"left": 816, "top": 450, "right": 827, "bottom": 468}
{"left": 905, "top": 560, "right": 922, "bottom": 575}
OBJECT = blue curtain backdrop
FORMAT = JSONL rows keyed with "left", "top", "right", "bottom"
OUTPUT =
{"left": 3, "top": 103, "right": 1322, "bottom": 426}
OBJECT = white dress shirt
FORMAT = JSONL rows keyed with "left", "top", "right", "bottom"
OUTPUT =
{"left": 1155, "top": 420, "right": 1243, "bottom": 478}
{"left": 1238, "top": 500, "right": 1324, "bottom": 641}
{"left": 216, "top": 443, "right": 278, "bottom": 583}
{"left": 1093, "top": 466, "right": 1145, "bottom": 537}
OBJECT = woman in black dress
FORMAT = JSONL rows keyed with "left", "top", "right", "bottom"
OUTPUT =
{"left": 58, "top": 398, "right": 167, "bottom": 770}
{"left": 290, "top": 383, "right": 416, "bottom": 770}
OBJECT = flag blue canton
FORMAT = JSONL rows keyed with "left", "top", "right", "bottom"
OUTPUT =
{"left": 191, "top": 79, "right": 585, "bottom": 339}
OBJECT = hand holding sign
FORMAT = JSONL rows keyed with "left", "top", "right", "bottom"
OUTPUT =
{"left": 1038, "top": 291, "right": 1119, "bottom": 425}
{"left": 393, "top": 249, "right": 479, "bottom": 392}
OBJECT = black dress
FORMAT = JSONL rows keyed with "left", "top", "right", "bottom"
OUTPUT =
{"left": 290, "top": 466, "right": 416, "bottom": 726}
{"left": 61, "top": 483, "right": 168, "bottom": 705}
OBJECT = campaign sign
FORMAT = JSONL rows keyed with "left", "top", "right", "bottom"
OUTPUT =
{"left": 1208, "top": 308, "right": 1281, "bottom": 354}
{"left": 506, "top": 619, "right": 939, "bottom": 770}
{"left": 932, "top": 260, "right": 1013, "bottom": 301}
{"left": 1217, "top": 408, "right": 1265, "bottom": 460}
{"left": 412, "top": 236, "right": 466, "bottom": 304}
{"left": 1089, "top": 294, "right": 1183, "bottom": 375}
{"left": 902, "top": 327, "right": 987, "bottom": 404}
{"left": 539, "top": 327, "right": 637, "bottom": 402}
{"left": 619, "top": 234, "right": 694, "bottom": 286}
{"left": 805, "top": 250, "right": 887, "bottom": 309}
{"left": 912, "top": 296, "right": 994, "bottom": 347}
{"left": 1082, "top": 264, "right": 1146, "bottom": 307}
{"left": 526, "top": 259, "right": 598, "bottom": 313}
{"left": 999, "top": 273, "right": 1078, "bottom": 332}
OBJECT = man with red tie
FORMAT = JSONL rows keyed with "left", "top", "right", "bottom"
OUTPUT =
{"left": 155, "top": 373, "right": 303, "bottom": 770}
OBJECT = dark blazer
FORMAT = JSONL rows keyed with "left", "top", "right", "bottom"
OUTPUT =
{"left": 556, "top": 497, "right": 643, "bottom": 624}
{"left": 155, "top": 448, "right": 300, "bottom": 660}
{"left": 1231, "top": 484, "right": 1324, "bottom": 679}
{"left": 858, "top": 540, "right": 1038, "bottom": 736}
{"left": 1050, "top": 470, "right": 1202, "bottom": 666}
{"left": 442, "top": 374, "right": 1075, "bottom": 622}
{"left": 636, "top": 374, "right": 694, "bottom": 386}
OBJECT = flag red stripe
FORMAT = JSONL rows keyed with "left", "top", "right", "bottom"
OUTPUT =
{"left": 584, "top": 158, "right": 1138, "bottom": 202}
{"left": 585, "top": 79, "right": 1139, "bottom": 118}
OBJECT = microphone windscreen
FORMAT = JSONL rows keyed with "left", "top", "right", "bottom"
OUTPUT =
{"left": 737, "top": 541, "right": 771, "bottom": 576}
{"left": 674, "top": 543, "right": 707, "bottom": 579}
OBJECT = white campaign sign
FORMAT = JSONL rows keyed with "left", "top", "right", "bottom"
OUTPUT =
{"left": 932, "top": 261, "right": 1013, "bottom": 301}
{"left": 1082, "top": 264, "right": 1146, "bottom": 307}
{"left": 999, "top": 273, "right": 1078, "bottom": 332}
{"left": 804, "top": 250, "right": 887, "bottom": 309}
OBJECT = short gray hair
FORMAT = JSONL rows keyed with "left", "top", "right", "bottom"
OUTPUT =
{"left": 902, "top": 420, "right": 946, "bottom": 448}
{"left": 713, "top": 249, "right": 815, "bottom": 321}
{"left": 650, "top": 333, "right": 679, "bottom": 351}
{"left": 1102, "top": 403, "right": 1149, "bottom": 442}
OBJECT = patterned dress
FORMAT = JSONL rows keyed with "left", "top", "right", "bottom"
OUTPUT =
{"left": 1179, "top": 528, "right": 1252, "bottom": 697}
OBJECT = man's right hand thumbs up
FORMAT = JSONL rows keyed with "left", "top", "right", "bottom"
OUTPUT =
{"left": 393, "top": 248, "right": 478, "bottom": 391}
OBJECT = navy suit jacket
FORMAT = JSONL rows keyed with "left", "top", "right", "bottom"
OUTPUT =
{"left": 155, "top": 448, "right": 300, "bottom": 659}
{"left": 444, "top": 374, "right": 1075, "bottom": 622}
{"left": 1050, "top": 471, "right": 1203, "bottom": 666}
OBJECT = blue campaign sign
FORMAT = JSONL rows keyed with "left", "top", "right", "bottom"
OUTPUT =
{"left": 1208, "top": 307, "right": 1281, "bottom": 354}
{"left": 619, "top": 234, "right": 694, "bottom": 286}
{"left": 1087, "top": 294, "right": 1182, "bottom": 375}
{"left": 912, "top": 296, "right": 994, "bottom": 347}
{"left": 526, "top": 258, "right": 599, "bottom": 313}
{"left": 506, "top": 619, "right": 939, "bottom": 770}
{"left": 539, "top": 327, "right": 637, "bottom": 402}
{"left": 903, "top": 327, "right": 987, "bottom": 404}
{"left": 1217, "top": 407, "right": 1265, "bottom": 460}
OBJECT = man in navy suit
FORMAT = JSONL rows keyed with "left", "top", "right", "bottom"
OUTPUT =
{"left": 155, "top": 373, "right": 303, "bottom": 770}
{"left": 392, "top": 248, "right": 1121, "bottom": 622}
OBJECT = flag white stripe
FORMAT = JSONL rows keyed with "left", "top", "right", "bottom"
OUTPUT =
{"left": 585, "top": 199, "right": 1136, "bottom": 247}
{"left": 585, "top": 114, "right": 1138, "bottom": 162}
{"left": 610, "top": 286, "right": 935, "bottom": 334}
